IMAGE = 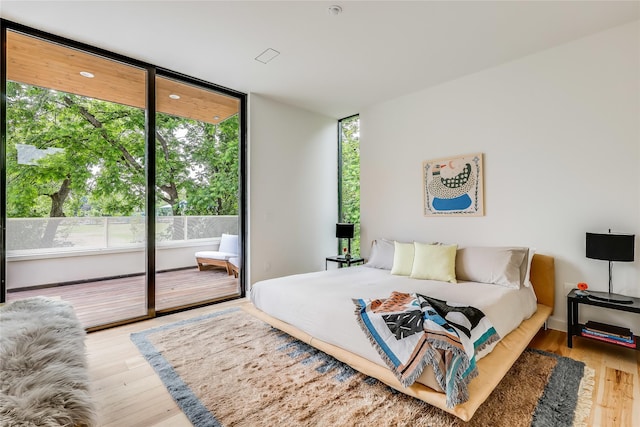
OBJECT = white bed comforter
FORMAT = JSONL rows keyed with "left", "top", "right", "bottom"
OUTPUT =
{"left": 250, "top": 266, "right": 538, "bottom": 373}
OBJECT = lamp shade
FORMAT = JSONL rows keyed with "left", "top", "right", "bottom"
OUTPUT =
{"left": 336, "top": 223, "right": 354, "bottom": 239}
{"left": 586, "top": 232, "right": 635, "bottom": 262}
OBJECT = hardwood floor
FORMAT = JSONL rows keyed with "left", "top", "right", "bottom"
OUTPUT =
{"left": 87, "top": 300, "right": 639, "bottom": 426}
{"left": 7, "top": 267, "right": 239, "bottom": 329}
{"left": 529, "top": 328, "right": 640, "bottom": 427}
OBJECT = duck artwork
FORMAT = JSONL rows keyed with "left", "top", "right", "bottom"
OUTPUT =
{"left": 423, "top": 153, "right": 484, "bottom": 216}
{"left": 427, "top": 159, "right": 475, "bottom": 211}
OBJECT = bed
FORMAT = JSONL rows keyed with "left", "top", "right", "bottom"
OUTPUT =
{"left": 245, "top": 243, "right": 554, "bottom": 422}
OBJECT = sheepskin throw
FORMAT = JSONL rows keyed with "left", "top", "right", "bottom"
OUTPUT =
{"left": 0, "top": 297, "right": 96, "bottom": 427}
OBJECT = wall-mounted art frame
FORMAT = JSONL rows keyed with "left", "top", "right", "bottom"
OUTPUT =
{"left": 423, "top": 153, "right": 484, "bottom": 217}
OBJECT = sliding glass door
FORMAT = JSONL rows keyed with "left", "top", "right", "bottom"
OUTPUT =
{"left": 154, "top": 76, "right": 242, "bottom": 311}
{"left": 4, "top": 30, "right": 149, "bottom": 328}
{"left": 1, "top": 21, "right": 246, "bottom": 329}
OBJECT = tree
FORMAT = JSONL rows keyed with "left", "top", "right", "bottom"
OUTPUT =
{"left": 155, "top": 113, "right": 239, "bottom": 240}
{"left": 6, "top": 81, "right": 240, "bottom": 248}
{"left": 182, "top": 116, "right": 239, "bottom": 216}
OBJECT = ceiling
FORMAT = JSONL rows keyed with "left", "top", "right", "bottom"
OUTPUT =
{"left": 1, "top": 1, "right": 638, "bottom": 119}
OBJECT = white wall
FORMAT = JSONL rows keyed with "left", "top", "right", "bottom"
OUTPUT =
{"left": 249, "top": 94, "right": 338, "bottom": 285}
{"left": 360, "top": 21, "right": 640, "bottom": 331}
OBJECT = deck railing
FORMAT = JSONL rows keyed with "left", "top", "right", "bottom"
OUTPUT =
{"left": 6, "top": 215, "right": 239, "bottom": 289}
{"left": 6, "top": 215, "right": 238, "bottom": 254}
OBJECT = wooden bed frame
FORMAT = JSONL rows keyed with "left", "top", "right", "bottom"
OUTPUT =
{"left": 243, "top": 253, "right": 555, "bottom": 422}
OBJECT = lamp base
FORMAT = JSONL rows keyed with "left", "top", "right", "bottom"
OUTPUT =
{"left": 587, "top": 290, "right": 634, "bottom": 305}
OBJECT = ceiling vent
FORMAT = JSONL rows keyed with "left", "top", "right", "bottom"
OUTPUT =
{"left": 255, "top": 48, "right": 280, "bottom": 64}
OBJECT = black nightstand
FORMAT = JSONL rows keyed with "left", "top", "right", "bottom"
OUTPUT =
{"left": 325, "top": 256, "right": 365, "bottom": 270}
{"left": 567, "top": 289, "right": 639, "bottom": 351}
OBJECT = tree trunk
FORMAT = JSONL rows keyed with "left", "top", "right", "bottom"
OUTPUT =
{"left": 41, "top": 176, "right": 71, "bottom": 247}
{"left": 155, "top": 131, "right": 184, "bottom": 240}
{"left": 217, "top": 197, "right": 223, "bottom": 215}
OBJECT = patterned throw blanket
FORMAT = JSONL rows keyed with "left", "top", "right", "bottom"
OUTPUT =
{"left": 353, "top": 292, "right": 500, "bottom": 408}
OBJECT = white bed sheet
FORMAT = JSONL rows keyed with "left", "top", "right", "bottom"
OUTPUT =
{"left": 250, "top": 266, "right": 538, "bottom": 373}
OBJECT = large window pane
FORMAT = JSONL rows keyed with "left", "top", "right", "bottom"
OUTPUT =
{"left": 154, "top": 76, "right": 241, "bottom": 310}
{"left": 339, "top": 116, "right": 361, "bottom": 256}
{"left": 5, "top": 31, "right": 148, "bottom": 328}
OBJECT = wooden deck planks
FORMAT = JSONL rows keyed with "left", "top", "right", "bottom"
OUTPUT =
{"left": 7, "top": 267, "right": 240, "bottom": 329}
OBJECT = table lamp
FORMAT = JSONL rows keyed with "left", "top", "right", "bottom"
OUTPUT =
{"left": 586, "top": 230, "right": 635, "bottom": 304}
{"left": 336, "top": 223, "right": 354, "bottom": 259}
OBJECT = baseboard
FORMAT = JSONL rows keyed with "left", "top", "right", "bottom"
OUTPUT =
{"left": 546, "top": 315, "right": 566, "bottom": 333}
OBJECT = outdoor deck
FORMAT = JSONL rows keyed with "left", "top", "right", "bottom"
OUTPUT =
{"left": 7, "top": 267, "right": 240, "bottom": 329}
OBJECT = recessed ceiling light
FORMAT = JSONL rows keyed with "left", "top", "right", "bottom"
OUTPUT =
{"left": 328, "top": 5, "right": 342, "bottom": 15}
{"left": 79, "top": 71, "right": 94, "bottom": 78}
{"left": 255, "top": 48, "right": 280, "bottom": 64}
{"left": 169, "top": 94, "right": 181, "bottom": 100}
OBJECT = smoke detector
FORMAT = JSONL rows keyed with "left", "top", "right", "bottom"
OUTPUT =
{"left": 328, "top": 5, "right": 342, "bottom": 16}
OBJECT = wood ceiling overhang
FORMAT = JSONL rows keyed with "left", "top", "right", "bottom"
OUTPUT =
{"left": 6, "top": 31, "right": 239, "bottom": 125}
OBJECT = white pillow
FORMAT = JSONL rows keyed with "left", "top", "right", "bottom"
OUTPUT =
{"left": 455, "top": 246, "right": 528, "bottom": 289}
{"left": 365, "top": 239, "right": 395, "bottom": 270}
{"left": 524, "top": 248, "right": 536, "bottom": 287}
{"left": 218, "top": 233, "right": 238, "bottom": 254}
{"left": 390, "top": 241, "right": 415, "bottom": 276}
{"left": 410, "top": 242, "right": 457, "bottom": 283}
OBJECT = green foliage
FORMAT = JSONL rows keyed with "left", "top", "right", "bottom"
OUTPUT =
{"left": 6, "top": 81, "right": 240, "bottom": 225}
{"left": 340, "top": 116, "right": 360, "bottom": 256}
{"left": 180, "top": 116, "right": 240, "bottom": 216}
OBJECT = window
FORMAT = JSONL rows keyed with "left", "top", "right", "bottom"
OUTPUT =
{"left": 154, "top": 75, "right": 241, "bottom": 311}
{"left": 1, "top": 22, "right": 246, "bottom": 329}
{"left": 338, "top": 115, "right": 360, "bottom": 256}
{"left": 5, "top": 30, "right": 149, "bottom": 327}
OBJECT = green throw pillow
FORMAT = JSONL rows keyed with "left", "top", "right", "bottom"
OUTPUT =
{"left": 410, "top": 242, "right": 457, "bottom": 283}
{"left": 390, "top": 241, "right": 415, "bottom": 276}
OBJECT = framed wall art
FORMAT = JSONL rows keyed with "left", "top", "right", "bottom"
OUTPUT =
{"left": 423, "top": 153, "right": 484, "bottom": 217}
